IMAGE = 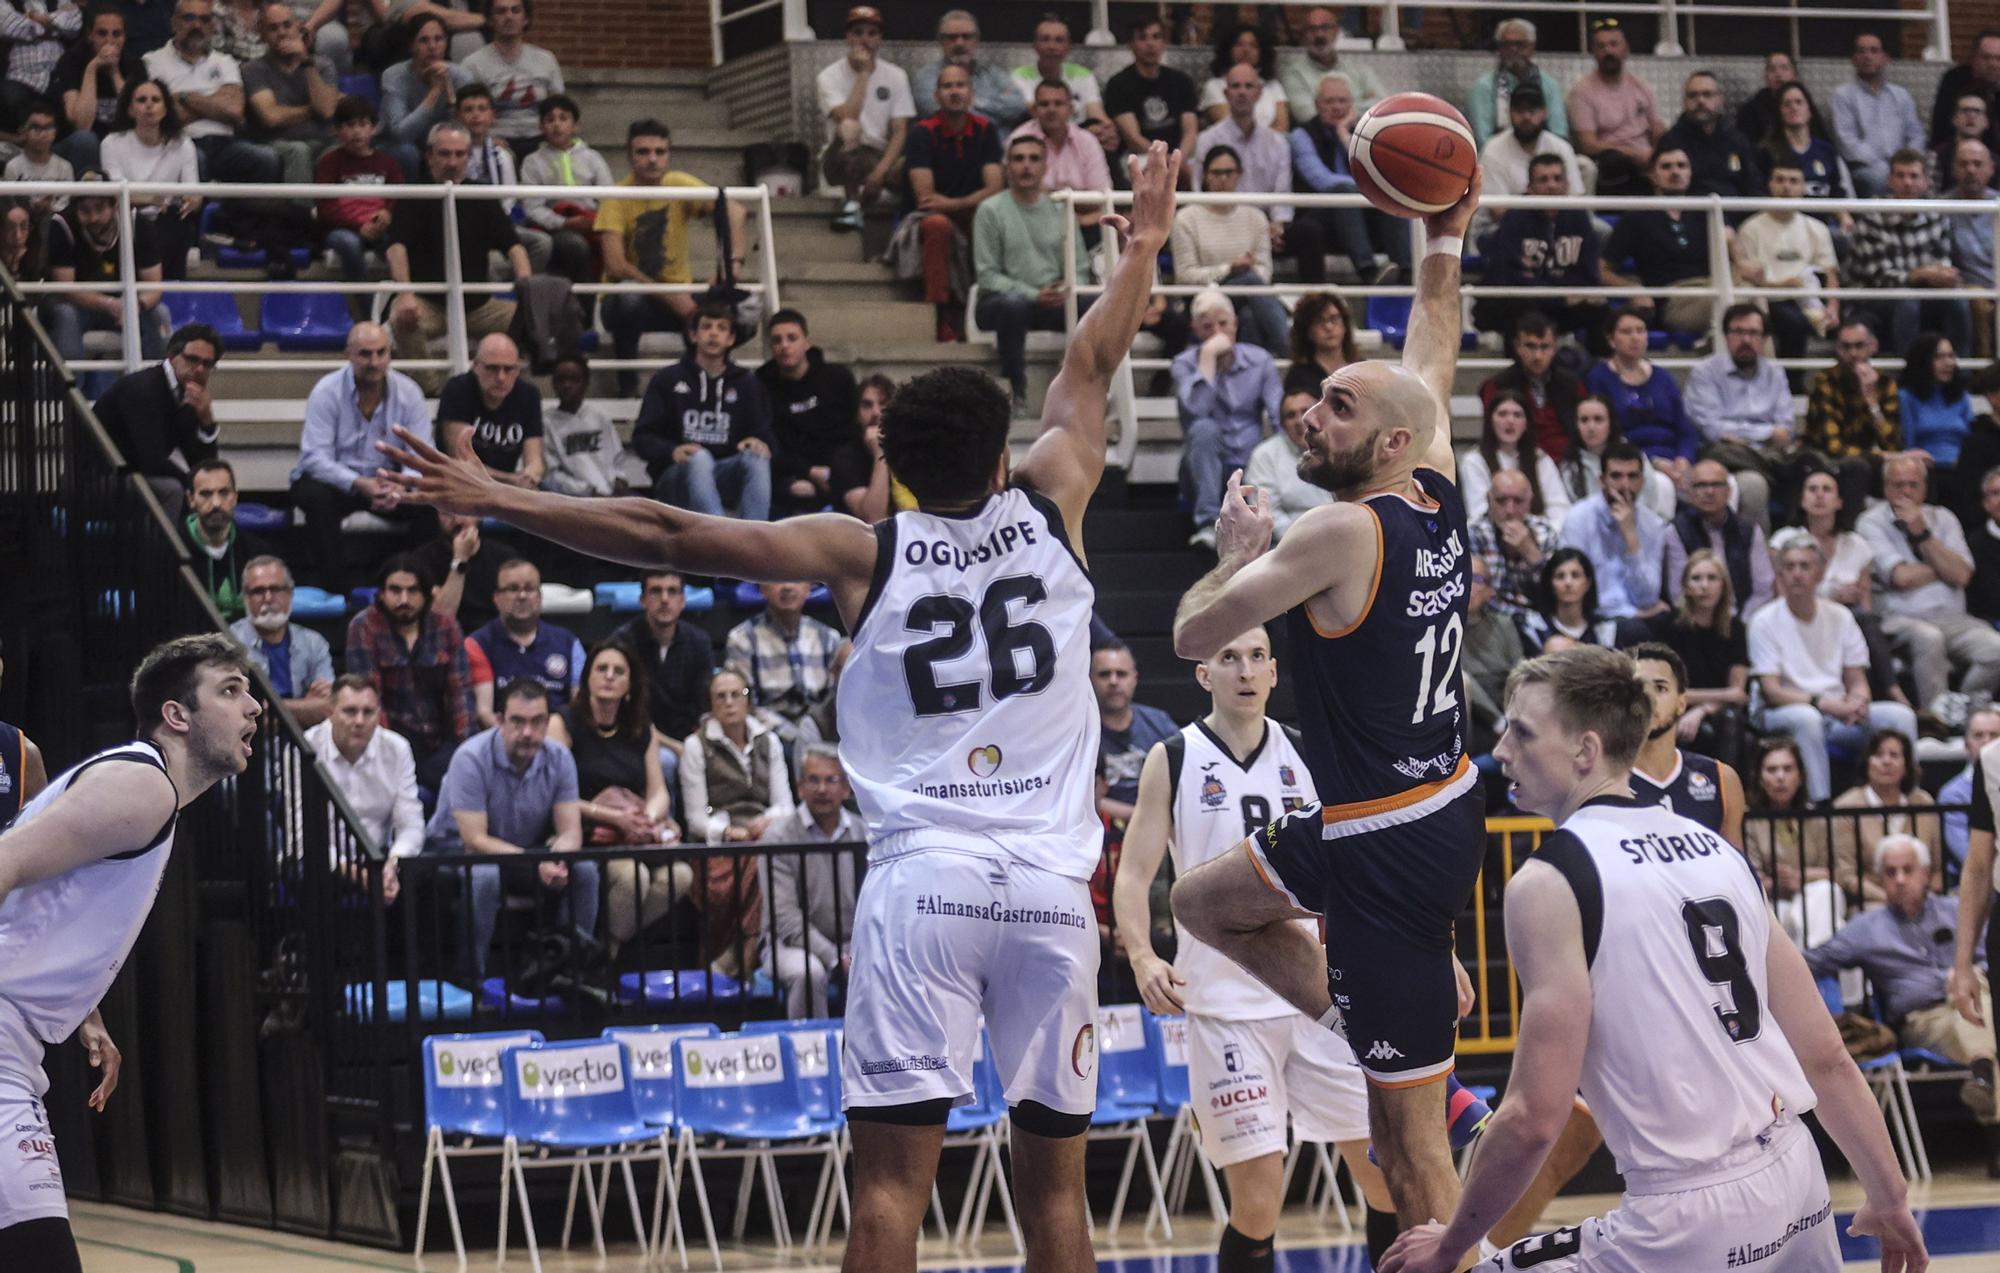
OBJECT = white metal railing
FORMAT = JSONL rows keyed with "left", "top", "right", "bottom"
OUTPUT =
{"left": 9, "top": 179, "right": 780, "bottom": 379}
{"left": 1058, "top": 189, "right": 2000, "bottom": 471}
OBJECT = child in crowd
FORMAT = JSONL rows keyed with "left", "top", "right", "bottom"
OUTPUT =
{"left": 314, "top": 94, "right": 404, "bottom": 284}
{"left": 540, "top": 352, "right": 640, "bottom": 496}
{"left": 3, "top": 102, "right": 76, "bottom": 214}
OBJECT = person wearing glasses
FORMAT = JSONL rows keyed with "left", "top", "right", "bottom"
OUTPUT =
{"left": 464, "top": 557, "right": 584, "bottom": 727}
{"left": 1664, "top": 458, "right": 1775, "bottom": 618}
{"left": 177, "top": 457, "right": 276, "bottom": 620}
{"left": 140, "top": 0, "right": 282, "bottom": 184}
{"left": 88, "top": 319, "right": 217, "bottom": 515}
{"left": 229, "top": 553, "right": 335, "bottom": 725}
{"left": 910, "top": 9, "right": 1024, "bottom": 131}
{"left": 436, "top": 332, "right": 544, "bottom": 489}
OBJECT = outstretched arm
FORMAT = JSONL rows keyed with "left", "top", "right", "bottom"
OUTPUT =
{"left": 1015, "top": 141, "right": 1181, "bottom": 545}
{"left": 1403, "top": 170, "right": 1482, "bottom": 483}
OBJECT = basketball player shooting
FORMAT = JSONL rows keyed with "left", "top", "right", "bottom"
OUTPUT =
{"left": 381, "top": 143, "right": 1182, "bottom": 1273}
{"left": 1169, "top": 166, "right": 1487, "bottom": 1241}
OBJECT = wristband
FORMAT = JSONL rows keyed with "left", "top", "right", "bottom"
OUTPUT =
{"left": 1424, "top": 235, "right": 1463, "bottom": 260}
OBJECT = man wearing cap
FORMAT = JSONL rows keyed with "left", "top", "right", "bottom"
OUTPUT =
{"left": 817, "top": 6, "right": 914, "bottom": 233}
{"left": 1568, "top": 17, "right": 1664, "bottom": 197}
{"left": 1475, "top": 83, "right": 1584, "bottom": 207}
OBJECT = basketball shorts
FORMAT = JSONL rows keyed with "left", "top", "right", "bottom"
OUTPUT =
{"left": 1187, "top": 1012, "right": 1368, "bottom": 1167}
{"left": 1485, "top": 1118, "right": 1837, "bottom": 1272}
{"left": 1247, "top": 775, "right": 1487, "bottom": 1084}
{"left": 841, "top": 840, "right": 1100, "bottom": 1120}
{"left": 0, "top": 1074, "right": 68, "bottom": 1229}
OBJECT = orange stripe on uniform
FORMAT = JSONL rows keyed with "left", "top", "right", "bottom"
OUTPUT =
{"left": 1366, "top": 1066, "right": 1453, "bottom": 1091}
{"left": 1320, "top": 754, "right": 1472, "bottom": 824}
{"left": 1239, "top": 838, "right": 1297, "bottom": 906}
{"left": 1307, "top": 506, "right": 1384, "bottom": 640}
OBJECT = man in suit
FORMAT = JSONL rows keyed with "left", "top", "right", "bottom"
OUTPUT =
{"left": 91, "top": 321, "right": 223, "bottom": 521}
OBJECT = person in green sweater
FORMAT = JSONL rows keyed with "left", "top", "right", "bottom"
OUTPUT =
{"left": 972, "top": 131, "right": 1089, "bottom": 409}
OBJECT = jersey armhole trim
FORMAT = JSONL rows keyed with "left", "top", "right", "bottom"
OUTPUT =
{"left": 1306, "top": 504, "right": 1383, "bottom": 640}
{"left": 69, "top": 745, "right": 179, "bottom": 862}
{"left": 1015, "top": 482, "right": 1091, "bottom": 582}
{"left": 1162, "top": 732, "right": 1186, "bottom": 829}
{"left": 852, "top": 515, "right": 900, "bottom": 635}
{"left": 1531, "top": 829, "right": 1604, "bottom": 969}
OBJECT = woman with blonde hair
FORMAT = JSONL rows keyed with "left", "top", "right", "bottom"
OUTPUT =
{"left": 1659, "top": 548, "right": 1750, "bottom": 768}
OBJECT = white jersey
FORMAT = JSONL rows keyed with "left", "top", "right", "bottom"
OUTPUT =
{"left": 1165, "top": 720, "right": 1317, "bottom": 1019}
{"left": 837, "top": 484, "right": 1101, "bottom": 878}
{"left": 1541, "top": 795, "right": 1816, "bottom": 1182}
{"left": 0, "top": 742, "right": 177, "bottom": 1081}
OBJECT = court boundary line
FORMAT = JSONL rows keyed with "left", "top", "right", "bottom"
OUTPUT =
{"left": 74, "top": 1236, "right": 194, "bottom": 1271}
{"left": 72, "top": 1204, "right": 409, "bottom": 1270}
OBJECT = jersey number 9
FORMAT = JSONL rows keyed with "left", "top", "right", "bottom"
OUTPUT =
{"left": 902, "top": 575, "right": 1058, "bottom": 716}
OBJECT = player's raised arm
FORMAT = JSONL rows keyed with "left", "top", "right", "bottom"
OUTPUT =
{"left": 0, "top": 763, "right": 178, "bottom": 908}
{"left": 379, "top": 430, "right": 880, "bottom": 622}
{"left": 1014, "top": 141, "right": 1182, "bottom": 541}
{"left": 1402, "top": 169, "right": 1482, "bottom": 483}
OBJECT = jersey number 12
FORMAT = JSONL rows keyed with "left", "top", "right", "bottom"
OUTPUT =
{"left": 1410, "top": 614, "right": 1464, "bottom": 724}
{"left": 903, "top": 575, "right": 1057, "bottom": 716}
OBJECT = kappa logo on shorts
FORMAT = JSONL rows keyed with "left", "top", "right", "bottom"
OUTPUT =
{"left": 967, "top": 744, "right": 1002, "bottom": 778}
{"left": 1071, "top": 1023, "right": 1097, "bottom": 1079}
{"left": 1363, "top": 1040, "right": 1404, "bottom": 1062}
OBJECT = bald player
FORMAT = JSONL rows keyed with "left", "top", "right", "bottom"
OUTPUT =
{"left": 1172, "top": 171, "right": 1489, "bottom": 1241}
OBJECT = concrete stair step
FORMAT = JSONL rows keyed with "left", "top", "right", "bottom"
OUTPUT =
{"left": 801, "top": 300, "right": 939, "bottom": 346}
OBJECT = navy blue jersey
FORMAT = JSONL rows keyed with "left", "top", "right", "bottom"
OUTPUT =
{"left": 0, "top": 721, "right": 20, "bottom": 827}
{"left": 1630, "top": 751, "right": 1726, "bottom": 834}
{"left": 1286, "top": 466, "right": 1471, "bottom": 814}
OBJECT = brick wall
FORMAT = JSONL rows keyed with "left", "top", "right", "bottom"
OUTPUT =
{"left": 1941, "top": 3, "right": 2000, "bottom": 60}
{"left": 535, "top": 0, "right": 712, "bottom": 70}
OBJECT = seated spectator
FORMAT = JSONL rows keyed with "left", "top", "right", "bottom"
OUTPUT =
{"left": 1729, "top": 162, "right": 1839, "bottom": 364}
{"left": 1557, "top": 442, "right": 1670, "bottom": 621}
{"left": 1860, "top": 451, "right": 2000, "bottom": 711}
{"left": 1659, "top": 549, "right": 1751, "bottom": 768}
{"left": 1804, "top": 316, "right": 1902, "bottom": 514}
{"left": 1848, "top": 149, "right": 1972, "bottom": 353}
{"left": 1281, "top": 7, "right": 1382, "bottom": 122}
{"left": 1831, "top": 733, "right": 1943, "bottom": 902}
{"left": 762, "top": 743, "right": 863, "bottom": 1018}
{"left": 314, "top": 93, "right": 401, "bottom": 282}
{"left": 973, "top": 131, "right": 1086, "bottom": 405}
{"left": 631, "top": 301, "right": 772, "bottom": 521}
{"left": 1788, "top": 462, "right": 1903, "bottom": 704}
{"left": 0, "top": 1, "right": 80, "bottom": 96}
{"left": 1472, "top": 154, "right": 1601, "bottom": 343}
{"left": 817, "top": 5, "right": 909, "bottom": 232}
{"left": 1173, "top": 145, "right": 1287, "bottom": 355}
{"left": 231, "top": 552, "right": 335, "bottom": 727}
{"left": 853, "top": 372, "right": 912, "bottom": 523}
{"left": 1929, "top": 31, "right": 2000, "bottom": 153}
{"left": 1459, "top": 389, "right": 1569, "bottom": 524}
{"left": 52, "top": 7, "right": 147, "bottom": 172}
{"left": 1558, "top": 392, "right": 1679, "bottom": 517}
{"left": 1659, "top": 71, "right": 1761, "bottom": 209}
{"left": 215, "top": 0, "right": 267, "bottom": 63}
{"left": 179, "top": 456, "right": 273, "bottom": 619}
{"left": 384, "top": 0, "right": 486, "bottom": 65}
{"left": 1807, "top": 833, "right": 1997, "bottom": 1139}
{"left": 1289, "top": 71, "right": 1405, "bottom": 285}
{"left": 288, "top": 0, "right": 356, "bottom": 75}
{"left": 897, "top": 63, "right": 1001, "bottom": 345}
{"left": 1102, "top": 16, "right": 1197, "bottom": 167}
{"left": 1948, "top": 141, "right": 1999, "bottom": 360}
{"left": 1476, "top": 85, "right": 1583, "bottom": 212}
{"left": 1284, "top": 291, "right": 1356, "bottom": 396}
{"left": 437, "top": 332, "right": 543, "bottom": 488}
{"left": 1749, "top": 531, "right": 1919, "bottom": 803}
{"left": 459, "top": 0, "right": 560, "bottom": 162}
{"left": 1199, "top": 22, "right": 1287, "bottom": 131}
{"left": 0, "top": 196, "right": 43, "bottom": 281}
{"left": 346, "top": 552, "right": 472, "bottom": 790}
{"left": 241, "top": 1, "right": 335, "bottom": 183}
{"left": 289, "top": 321, "right": 433, "bottom": 585}
{"left": 725, "top": 579, "right": 843, "bottom": 747}
{"left": 1742, "top": 736, "right": 1852, "bottom": 953}
{"left": 1174, "top": 288, "right": 1279, "bottom": 549}
{"left": 1900, "top": 332, "right": 1975, "bottom": 481}
{"left": 1463, "top": 551, "right": 1522, "bottom": 763}
{"left": 385, "top": 121, "right": 527, "bottom": 377}
{"left": 1092, "top": 639, "right": 1178, "bottom": 828}
{"left": 1585, "top": 310, "right": 1697, "bottom": 486}
{"left": 465, "top": 557, "right": 581, "bottom": 726}
{"left": 1469, "top": 467, "right": 1556, "bottom": 618}
{"left": 1465, "top": 19, "right": 1567, "bottom": 143}
{"left": 540, "top": 352, "right": 637, "bottom": 497}
{"left": 1756, "top": 81, "right": 1853, "bottom": 215}
{"left": 1684, "top": 304, "right": 1792, "bottom": 529}
{"left": 455, "top": 85, "right": 523, "bottom": 226}
{"left": 614, "top": 570, "right": 712, "bottom": 780}
{"left": 1483, "top": 311, "right": 1583, "bottom": 458}
{"left": 1957, "top": 366, "right": 2000, "bottom": 531}
{"left": 597, "top": 119, "right": 747, "bottom": 394}
{"left": 515, "top": 93, "right": 604, "bottom": 302}
{"left": 143, "top": 0, "right": 281, "bottom": 183}
{"left": 306, "top": 675, "right": 423, "bottom": 901}
{"left": 1735, "top": 52, "right": 1819, "bottom": 150}
{"left": 755, "top": 310, "right": 867, "bottom": 518}
{"left": 1566, "top": 18, "right": 1662, "bottom": 198}
{"left": 1665, "top": 458, "right": 1774, "bottom": 617}
{"left": 1943, "top": 708, "right": 2000, "bottom": 874}
{"left": 419, "top": 507, "right": 521, "bottom": 628}
{"left": 1516, "top": 546, "right": 1648, "bottom": 653}
{"left": 424, "top": 676, "right": 592, "bottom": 983}
{"left": 99, "top": 79, "right": 199, "bottom": 281}
{"left": 1196, "top": 65, "right": 1324, "bottom": 288}
{"left": 679, "top": 667, "right": 786, "bottom": 976}
{"left": 1973, "top": 464, "right": 2000, "bottom": 622}
{"left": 1011, "top": 79, "right": 1111, "bottom": 224}
{"left": 911, "top": 9, "right": 1024, "bottom": 131}
{"left": 46, "top": 179, "right": 167, "bottom": 398}
{"left": 4, "top": 100, "right": 76, "bottom": 211}
{"left": 1833, "top": 31, "right": 1928, "bottom": 196}
{"left": 1009, "top": 15, "right": 1108, "bottom": 128}
{"left": 1244, "top": 388, "right": 1331, "bottom": 541}
{"left": 1600, "top": 147, "right": 1712, "bottom": 335}
{"left": 1940, "top": 94, "right": 2000, "bottom": 191}
{"left": 376, "top": 14, "right": 470, "bottom": 179}
{"left": 91, "top": 320, "right": 217, "bottom": 516}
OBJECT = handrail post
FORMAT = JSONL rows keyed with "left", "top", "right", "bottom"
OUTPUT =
{"left": 440, "top": 182, "right": 469, "bottom": 374}
{"left": 710, "top": 0, "right": 723, "bottom": 67}
{"left": 1062, "top": 193, "right": 1079, "bottom": 337}
{"left": 1084, "top": 0, "right": 1113, "bottom": 46}
{"left": 1991, "top": 204, "right": 2000, "bottom": 356}
{"left": 1707, "top": 196, "right": 1732, "bottom": 347}
{"left": 115, "top": 181, "right": 142, "bottom": 371}
{"left": 782, "top": 0, "right": 813, "bottom": 42}
{"left": 1656, "top": 0, "right": 1685, "bottom": 56}
{"left": 1377, "top": 1, "right": 1406, "bottom": 52}
{"left": 756, "top": 188, "right": 781, "bottom": 319}
{"left": 1925, "top": 0, "right": 1951, "bottom": 62}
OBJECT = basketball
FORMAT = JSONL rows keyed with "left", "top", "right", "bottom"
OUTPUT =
{"left": 1349, "top": 92, "right": 1478, "bottom": 218}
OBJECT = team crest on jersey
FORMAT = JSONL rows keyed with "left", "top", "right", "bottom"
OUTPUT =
{"left": 1686, "top": 769, "right": 1717, "bottom": 802}
{"left": 966, "top": 745, "right": 1002, "bottom": 778}
{"left": 1278, "top": 764, "right": 1295, "bottom": 787}
{"left": 544, "top": 654, "right": 568, "bottom": 680}
{"left": 1199, "top": 765, "right": 1226, "bottom": 808}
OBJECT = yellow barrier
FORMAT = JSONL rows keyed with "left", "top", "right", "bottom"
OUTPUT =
{"left": 1457, "top": 816, "right": 1555, "bottom": 1056}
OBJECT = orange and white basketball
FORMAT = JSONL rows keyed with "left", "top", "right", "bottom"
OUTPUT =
{"left": 1349, "top": 92, "right": 1478, "bottom": 217}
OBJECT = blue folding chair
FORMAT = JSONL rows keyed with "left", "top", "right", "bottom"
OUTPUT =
{"left": 1086, "top": 1003, "right": 1172, "bottom": 1239}
{"left": 172, "top": 290, "right": 260, "bottom": 350}
{"left": 414, "top": 1029, "right": 543, "bottom": 1266}
{"left": 591, "top": 1024, "right": 719, "bottom": 1267}
{"left": 336, "top": 72, "right": 380, "bottom": 107}
{"left": 928, "top": 1025, "right": 1020, "bottom": 1253}
{"left": 261, "top": 291, "right": 353, "bottom": 351}
{"left": 615, "top": 969, "right": 741, "bottom": 1007}
{"left": 499, "top": 1039, "right": 670, "bottom": 1272}
{"left": 1819, "top": 976, "right": 1927, "bottom": 1181}
{"left": 737, "top": 1022, "right": 850, "bottom": 1244}
{"left": 1146, "top": 1012, "right": 1228, "bottom": 1235}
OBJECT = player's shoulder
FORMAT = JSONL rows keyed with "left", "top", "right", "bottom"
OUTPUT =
{"left": 1518, "top": 827, "right": 1604, "bottom": 964}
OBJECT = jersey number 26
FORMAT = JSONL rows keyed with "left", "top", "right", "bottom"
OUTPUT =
{"left": 902, "top": 575, "right": 1057, "bottom": 716}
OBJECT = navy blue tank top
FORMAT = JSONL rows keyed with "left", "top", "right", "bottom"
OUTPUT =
{"left": 1630, "top": 751, "right": 1726, "bottom": 834}
{"left": 1286, "top": 466, "right": 1471, "bottom": 812}
{"left": 0, "top": 721, "right": 21, "bottom": 827}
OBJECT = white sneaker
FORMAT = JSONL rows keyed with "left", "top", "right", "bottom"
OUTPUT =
{"left": 1187, "top": 524, "right": 1217, "bottom": 551}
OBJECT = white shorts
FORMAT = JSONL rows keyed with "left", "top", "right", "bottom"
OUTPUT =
{"left": 841, "top": 843, "right": 1100, "bottom": 1117}
{"left": 1485, "top": 1118, "right": 1837, "bottom": 1273}
{"left": 1187, "top": 1012, "right": 1369, "bottom": 1167}
{"left": 0, "top": 1072, "right": 68, "bottom": 1229}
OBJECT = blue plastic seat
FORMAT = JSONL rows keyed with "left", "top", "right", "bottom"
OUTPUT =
{"left": 614, "top": 968, "right": 742, "bottom": 1006}
{"left": 594, "top": 580, "right": 715, "bottom": 614}
{"left": 173, "top": 290, "right": 261, "bottom": 351}
{"left": 1092, "top": 1005, "right": 1162, "bottom": 1124}
{"left": 1366, "top": 295, "right": 1410, "bottom": 347}
{"left": 290, "top": 585, "right": 346, "bottom": 619}
{"left": 947, "top": 1031, "right": 1006, "bottom": 1134}
{"left": 202, "top": 201, "right": 312, "bottom": 270}
{"left": 601, "top": 1023, "right": 721, "bottom": 1127}
{"left": 479, "top": 976, "right": 571, "bottom": 1018}
{"left": 675, "top": 1031, "right": 842, "bottom": 1143}
{"left": 730, "top": 581, "right": 833, "bottom": 609}
{"left": 234, "top": 501, "right": 290, "bottom": 534}
{"left": 344, "top": 978, "right": 472, "bottom": 1023}
{"left": 1144, "top": 1011, "right": 1190, "bottom": 1113}
{"left": 336, "top": 72, "right": 381, "bottom": 107}
{"left": 349, "top": 586, "right": 378, "bottom": 609}
{"left": 261, "top": 291, "right": 353, "bottom": 351}
{"left": 414, "top": 1028, "right": 545, "bottom": 1264}
{"left": 736, "top": 1024, "right": 841, "bottom": 1119}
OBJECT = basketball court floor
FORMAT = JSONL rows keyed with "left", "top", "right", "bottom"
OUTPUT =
{"left": 64, "top": 1172, "right": 2000, "bottom": 1270}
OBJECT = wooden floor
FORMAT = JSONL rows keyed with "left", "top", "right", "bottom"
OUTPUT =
{"left": 67, "top": 1171, "right": 2000, "bottom": 1271}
